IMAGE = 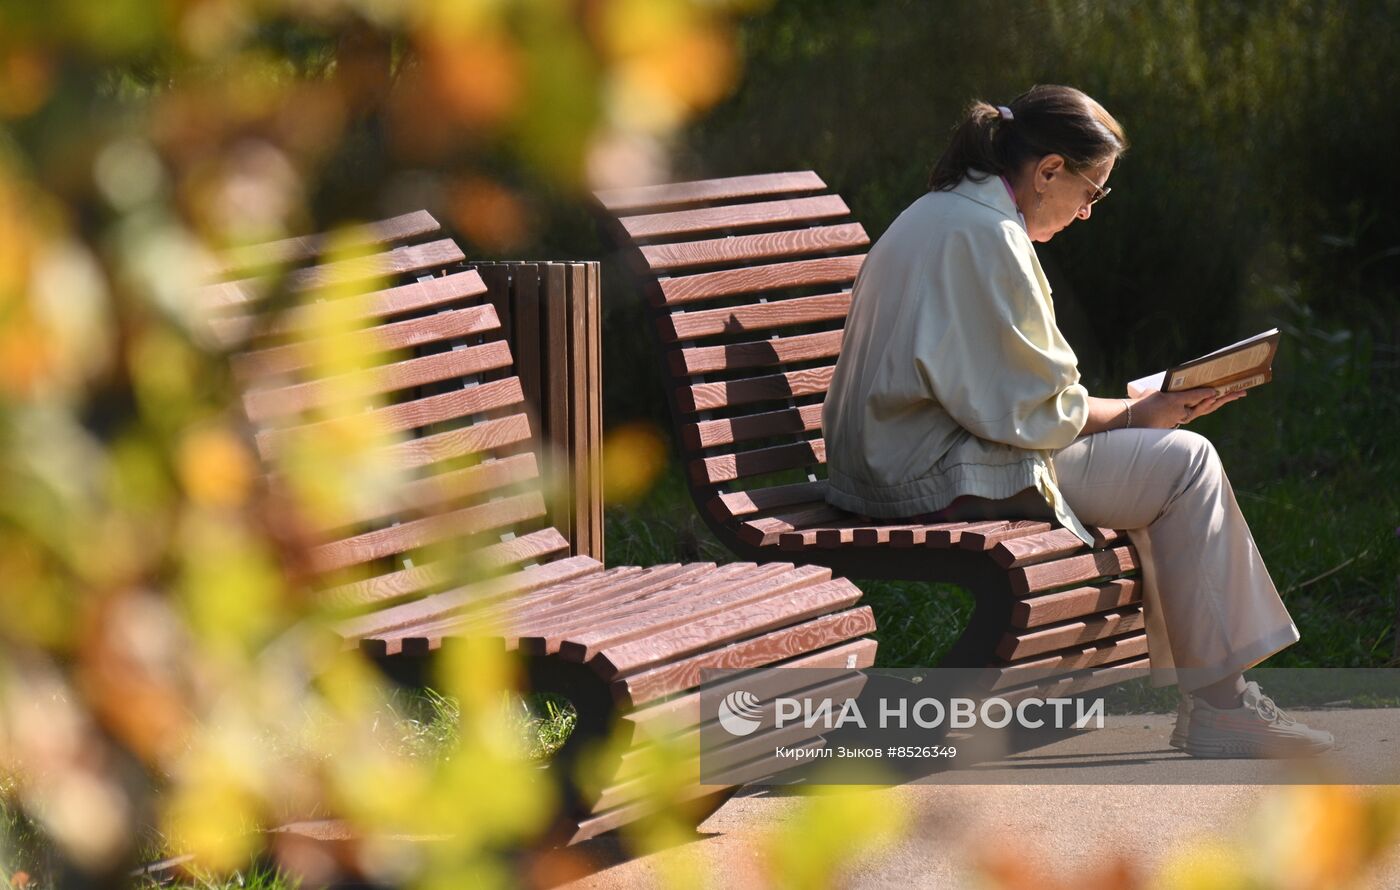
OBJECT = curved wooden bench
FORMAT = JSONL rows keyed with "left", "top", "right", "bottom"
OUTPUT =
{"left": 210, "top": 212, "right": 878, "bottom": 845}
{"left": 594, "top": 172, "right": 1150, "bottom": 694}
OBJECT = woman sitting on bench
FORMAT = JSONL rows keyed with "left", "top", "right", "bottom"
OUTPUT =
{"left": 822, "top": 83, "right": 1332, "bottom": 758}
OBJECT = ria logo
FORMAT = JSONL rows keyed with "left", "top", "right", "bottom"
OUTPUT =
{"left": 716, "top": 690, "right": 764, "bottom": 736}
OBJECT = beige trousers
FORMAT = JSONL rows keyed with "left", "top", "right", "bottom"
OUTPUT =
{"left": 943, "top": 428, "right": 1300, "bottom": 693}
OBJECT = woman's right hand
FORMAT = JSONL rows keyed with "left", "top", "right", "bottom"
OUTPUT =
{"left": 1133, "top": 387, "right": 1245, "bottom": 428}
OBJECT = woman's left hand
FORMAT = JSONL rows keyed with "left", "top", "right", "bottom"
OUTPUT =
{"left": 1135, "top": 387, "right": 1246, "bottom": 428}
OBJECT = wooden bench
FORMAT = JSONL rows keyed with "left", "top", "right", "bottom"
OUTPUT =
{"left": 594, "top": 172, "right": 1150, "bottom": 695}
{"left": 207, "top": 212, "right": 878, "bottom": 845}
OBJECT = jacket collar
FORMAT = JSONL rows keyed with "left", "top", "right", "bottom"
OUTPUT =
{"left": 949, "top": 170, "right": 1025, "bottom": 229}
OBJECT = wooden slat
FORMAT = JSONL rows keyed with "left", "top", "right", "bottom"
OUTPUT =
{"left": 621, "top": 196, "right": 851, "bottom": 240}
{"left": 207, "top": 271, "right": 489, "bottom": 347}
{"left": 614, "top": 607, "right": 876, "bottom": 706}
{"left": 640, "top": 223, "right": 869, "bottom": 273}
{"left": 1013, "top": 579, "right": 1142, "bottom": 629}
{"left": 670, "top": 329, "right": 844, "bottom": 376}
{"left": 591, "top": 578, "right": 861, "bottom": 678}
{"left": 691, "top": 438, "right": 824, "bottom": 485}
{"left": 620, "top": 638, "right": 878, "bottom": 745}
{"left": 680, "top": 366, "right": 833, "bottom": 413}
{"left": 993, "top": 527, "right": 1128, "bottom": 568}
{"left": 683, "top": 403, "right": 823, "bottom": 450}
{"left": 335, "top": 555, "right": 602, "bottom": 644}
{"left": 658, "top": 256, "right": 865, "bottom": 305}
{"left": 362, "top": 452, "right": 541, "bottom": 525}
{"left": 996, "top": 655, "right": 1151, "bottom": 703}
{"left": 595, "top": 171, "right": 827, "bottom": 213}
{"left": 255, "top": 377, "right": 526, "bottom": 461}
{"left": 1010, "top": 545, "right": 1139, "bottom": 596}
{"left": 511, "top": 564, "right": 740, "bottom": 655}
{"left": 710, "top": 481, "right": 829, "bottom": 520}
{"left": 990, "top": 632, "right": 1150, "bottom": 691}
{"left": 558, "top": 564, "right": 827, "bottom": 662}
{"left": 316, "top": 527, "right": 571, "bottom": 610}
{"left": 211, "top": 211, "right": 441, "bottom": 277}
{"left": 242, "top": 340, "right": 513, "bottom": 422}
{"left": 888, "top": 520, "right": 1002, "bottom": 548}
{"left": 364, "top": 412, "right": 534, "bottom": 475}
{"left": 851, "top": 524, "right": 922, "bottom": 546}
{"left": 995, "top": 607, "right": 1145, "bottom": 660}
{"left": 662, "top": 290, "right": 850, "bottom": 342}
{"left": 231, "top": 305, "right": 499, "bottom": 381}
{"left": 309, "top": 490, "right": 546, "bottom": 573}
{"left": 775, "top": 521, "right": 863, "bottom": 550}
{"left": 736, "top": 503, "right": 847, "bottom": 547}
{"left": 280, "top": 239, "right": 466, "bottom": 293}
{"left": 203, "top": 239, "right": 466, "bottom": 309}
{"left": 958, "top": 521, "right": 1056, "bottom": 551}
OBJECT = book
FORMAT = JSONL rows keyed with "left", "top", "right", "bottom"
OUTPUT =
{"left": 1126, "top": 328, "right": 1281, "bottom": 399}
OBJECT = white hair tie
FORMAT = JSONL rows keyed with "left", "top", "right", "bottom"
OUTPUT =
{"left": 996, "top": 105, "right": 1014, "bottom": 121}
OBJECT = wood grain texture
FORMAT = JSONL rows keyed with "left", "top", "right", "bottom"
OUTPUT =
{"left": 557, "top": 564, "right": 823, "bottom": 662}
{"left": 368, "top": 412, "right": 534, "bottom": 474}
{"left": 887, "top": 521, "right": 1001, "bottom": 548}
{"left": 995, "top": 607, "right": 1145, "bottom": 660}
{"left": 591, "top": 578, "right": 861, "bottom": 678}
{"left": 242, "top": 340, "right": 513, "bottom": 422}
{"left": 231, "top": 305, "right": 499, "bottom": 381}
{"left": 991, "top": 632, "right": 1150, "bottom": 691}
{"left": 992, "top": 526, "right": 1128, "bottom": 568}
{"left": 620, "top": 638, "right": 878, "bottom": 745}
{"left": 1010, "top": 545, "right": 1139, "bottom": 596}
{"left": 332, "top": 555, "right": 603, "bottom": 643}
{"left": 661, "top": 291, "right": 851, "bottom": 342}
{"left": 316, "top": 527, "right": 571, "bottom": 610}
{"left": 209, "top": 271, "right": 489, "bottom": 346}
{"left": 254, "top": 377, "right": 526, "bottom": 461}
{"left": 691, "top": 438, "right": 825, "bottom": 485}
{"left": 640, "top": 223, "right": 869, "bottom": 272}
{"left": 614, "top": 607, "right": 876, "bottom": 706}
{"left": 658, "top": 256, "right": 865, "bottom": 305}
{"left": 1013, "top": 579, "right": 1142, "bottom": 629}
{"left": 670, "top": 329, "right": 844, "bottom": 376}
{"left": 595, "top": 171, "right": 827, "bottom": 213}
{"left": 621, "top": 195, "right": 851, "bottom": 240}
{"left": 309, "top": 490, "right": 546, "bottom": 573}
{"left": 211, "top": 211, "right": 440, "bottom": 277}
{"left": 736, "top": 503, "right": 848, "bottom": 547}
{"left": 680, "top": 366, "right": 833, "bottom": 413}
{"left": 683, "top": 403, "right": 824, "bottom": 450}
{"left": 710, "top": 481, "right": 829, "bottom": 520}
{"left": 958, "top": 521, "right": 1057, "bottom": 551}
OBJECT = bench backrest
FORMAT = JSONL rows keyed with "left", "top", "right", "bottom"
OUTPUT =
{"left": 206, "top": 214, "right": 575, "bottom": 615}
{"left": 595, "top": 172, "right": 867, "bottom": 540}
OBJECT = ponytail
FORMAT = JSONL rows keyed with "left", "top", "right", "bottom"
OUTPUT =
{"left": 928, "top": 84, "right": 1128, "bottom": 191}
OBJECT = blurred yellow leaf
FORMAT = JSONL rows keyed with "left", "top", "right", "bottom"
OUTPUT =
{"left": 602, "top": 421, "right": 667, "bottom": 504}
{"left": 178, "top": 424, "right": 256, "bottom": 508}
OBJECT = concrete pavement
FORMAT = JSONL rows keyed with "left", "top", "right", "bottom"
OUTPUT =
{"left": 553, "top": 708, "right": 1400, "bottom": 888}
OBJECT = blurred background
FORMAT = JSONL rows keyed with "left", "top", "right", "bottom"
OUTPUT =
{"left": 1, "top": 0, "right": 1397, "bottom": 887}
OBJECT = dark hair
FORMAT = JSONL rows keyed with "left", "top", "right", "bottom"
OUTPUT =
{"left": 928, "top": 84, "right": 1128, "bottom": 191}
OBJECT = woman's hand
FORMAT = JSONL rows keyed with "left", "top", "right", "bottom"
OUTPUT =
{"left": 1133, "top": 387, "right": 1246, "bottom": 429}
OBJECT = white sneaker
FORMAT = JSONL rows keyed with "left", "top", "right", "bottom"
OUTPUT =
{"left": 1186, "top": 681, "right": 1334, "bottom": 758}
{"left": 1168, "top": 692, "right": 1191, "bottom": 749}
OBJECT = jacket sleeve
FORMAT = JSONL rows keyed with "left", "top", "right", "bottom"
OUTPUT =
{"left": 914, "top": 220, "right": 1089, "bottom": 451}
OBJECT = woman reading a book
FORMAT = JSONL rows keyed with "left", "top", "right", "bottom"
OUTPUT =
{"left": 823, "top": 84, "right": 1331, "bottom": 757}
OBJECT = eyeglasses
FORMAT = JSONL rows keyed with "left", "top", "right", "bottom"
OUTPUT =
{"left": 1069, "top": 167, "right": 1111, "bottom": 206}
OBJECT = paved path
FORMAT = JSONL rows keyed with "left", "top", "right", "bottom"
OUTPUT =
{"left": 553, "top": 709, "right": 1400, "bottom": 888}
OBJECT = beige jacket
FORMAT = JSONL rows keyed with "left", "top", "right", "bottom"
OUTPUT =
{"left": 823, "top": 172, "right": 1095, "bottom": 544}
